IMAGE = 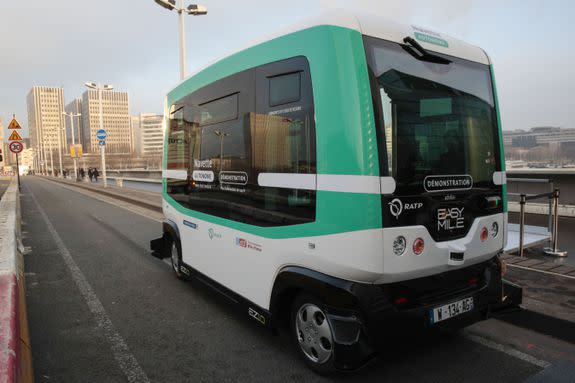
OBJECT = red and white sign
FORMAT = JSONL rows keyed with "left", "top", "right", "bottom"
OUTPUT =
{"left": 9, "top": 142, "right": 23, "bottom": 154}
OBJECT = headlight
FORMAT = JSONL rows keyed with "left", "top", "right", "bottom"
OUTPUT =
{"left": 393, "top": 236, "right": 407, "bottom": 256}
{"left": 490, "top": 222, "right": 499, "bottom": 238}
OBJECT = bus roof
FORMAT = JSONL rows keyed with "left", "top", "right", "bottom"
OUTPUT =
{"left": 176, "top": 9, "right": 490, "bottom": 88}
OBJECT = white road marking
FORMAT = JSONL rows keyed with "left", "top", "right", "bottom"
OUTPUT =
{"left": 464, "top": 332, "right": 551, "bottom": 369}
{"left": 28, "top": 186, "right": 151, "bottom": 383}
{"left": 507, "top": 263, "right": 575, "bottom": 280}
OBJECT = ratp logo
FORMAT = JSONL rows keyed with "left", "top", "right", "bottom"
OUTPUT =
{"left": 388, "top": 198, "right": 403, "bottom": 219}
{"left": 208, "top": 228, "right": 222, "bottom": 240}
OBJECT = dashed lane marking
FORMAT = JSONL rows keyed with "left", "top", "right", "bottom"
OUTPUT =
{"left": 465, "top": 333, "right": 551, "bottom": 369}
{"left": 28, "top": 185, "right": 151, "bottom": 383}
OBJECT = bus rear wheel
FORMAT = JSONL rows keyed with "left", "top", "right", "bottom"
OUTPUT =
{"left": 168, "top": 236, "right": 186, "bottom": 280}
{"left": 291, "top": 294, "right": 336, "bottom": 375}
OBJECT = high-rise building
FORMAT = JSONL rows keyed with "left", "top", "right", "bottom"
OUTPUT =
{"left": 133, "top": 113, "right": 163, "bottom": 156}
{"left": 82, "top": 90, "right": 131, "bottom": 154}
{"left": 65, "top": 98, "right": 83, "bottom": 151}
{"left": 0, "top": 118, "right": 4, "bottom": 168}
{"left": 131, "top": 115, "right": 140, "bottom": 155}
{"left": 27, "top": 86, "right": 67, "bottom": 173}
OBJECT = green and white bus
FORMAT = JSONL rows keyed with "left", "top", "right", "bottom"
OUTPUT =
{"left": 151, "top": 10, "right": 518, "bottom": 372}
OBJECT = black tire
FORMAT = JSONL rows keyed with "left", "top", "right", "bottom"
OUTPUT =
{"left": 290, "top": 294, "right": 337, "bottom": 375}
{"left": 167, "top": 235, "right": 186, "bottom": 280}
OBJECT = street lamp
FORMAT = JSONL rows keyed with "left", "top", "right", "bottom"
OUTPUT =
{"left": 153, "top": 0, "right": 208, "bottom": 80}
{"left": 85, "top": 82, "right": 114, "bottom": 187}
{"left": 62, "top": 111, "right": 81, "bottom": 181}
{"left": 214, "top": 130, "right": 230, "bottom": 173}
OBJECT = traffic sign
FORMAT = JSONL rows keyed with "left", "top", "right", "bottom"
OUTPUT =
{"left": 99, "top": 140, "right": 106, "bottom": 146}
{"left": 8, "top": 130, "right": 22, "bottom": 141}
{"left": 7, "top": 118, "right": 21, "bottom": 130}
{"left": 9, "top": 142, "right": 23, "bottom": 154}
{"left": 70, "top": 144, "right": 84, "bottom": 158}
{"left": 96, "top": 129, "right": 107, "bottom": 140}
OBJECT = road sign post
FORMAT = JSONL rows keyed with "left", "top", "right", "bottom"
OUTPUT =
{"left": 96, "top": 129, "right": 107, "bottom": 187}
{"left": 7, "top": 116, "right": 23, "bottom": 190}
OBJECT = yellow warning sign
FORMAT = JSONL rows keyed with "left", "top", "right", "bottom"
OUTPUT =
{"left": 69, "top": 144, "right": 83, "bottom": 158}
{"left": 8, "top": 130, "right": 23, "bottom": 141}
{"left": 7, "top": 118, "right": 21, "bottom": 130}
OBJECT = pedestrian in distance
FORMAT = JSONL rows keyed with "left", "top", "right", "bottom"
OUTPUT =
{"left": 79, "top": 168, "right": 85, "bottom": 179}
{"left": 88, "top": 168, "right": 94, "bottom": 182}
{"left": 93, "top": 168, "right": 99, "bottom": 182}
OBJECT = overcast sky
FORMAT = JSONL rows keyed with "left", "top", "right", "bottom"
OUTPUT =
{"left": 1, "top": 0, "right": 574, "bottom": 137}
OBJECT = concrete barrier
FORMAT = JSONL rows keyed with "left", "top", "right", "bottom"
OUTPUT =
{"left": 0, "top": 179, "right": 33, "bottom": 383}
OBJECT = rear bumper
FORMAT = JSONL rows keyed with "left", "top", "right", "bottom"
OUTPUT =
{"left": 325, "top": 255, "right": 521, "bottom": 370}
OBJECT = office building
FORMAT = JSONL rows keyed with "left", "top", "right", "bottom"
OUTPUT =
{"left": 82, "top": 90, "right": 131, "bottom": 154}
{"left": 26, "top": 86, "right": 66, "bottom": 173}
{"left": 133, "top": 113, "right": 163, "bottom": 156}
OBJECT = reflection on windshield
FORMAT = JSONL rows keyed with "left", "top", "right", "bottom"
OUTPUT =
{"left": 364, "top": 36, "right": 500, "bottom": 192}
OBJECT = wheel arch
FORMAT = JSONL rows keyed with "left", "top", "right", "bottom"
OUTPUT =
{"left": 269, "top": 266, "right": 361, "bottom": 322}
{"left": 163, "top": 219, "right": 180, "bottom": 242}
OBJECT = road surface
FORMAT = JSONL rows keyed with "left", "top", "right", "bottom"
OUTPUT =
{"left": 21, "top": 177, "right": 574, "bottom": 382}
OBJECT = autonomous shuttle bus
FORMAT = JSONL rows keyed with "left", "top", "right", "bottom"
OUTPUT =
{"left": 151, "top": 10, "right": 519, "bottom": 372}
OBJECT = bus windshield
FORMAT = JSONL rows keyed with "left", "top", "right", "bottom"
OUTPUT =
{"left": 364, "top": 36, "right": 501, "bottom": 194}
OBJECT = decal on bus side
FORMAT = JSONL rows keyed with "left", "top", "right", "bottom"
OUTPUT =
{"left": 248, "top": 307, "right": 266, "bottom": 325}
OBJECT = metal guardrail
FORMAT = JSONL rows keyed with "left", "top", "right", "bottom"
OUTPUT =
{"left": 508, "top": 177, "right": 567, "bottom": 258}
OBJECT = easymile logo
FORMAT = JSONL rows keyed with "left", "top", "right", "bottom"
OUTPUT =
{"left": 388, "top": 198, "right": 423, "bottom": 219}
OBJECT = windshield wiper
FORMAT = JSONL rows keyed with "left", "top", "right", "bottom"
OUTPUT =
{"left": 402, "top": 36, "right": 452, "bottom": 65}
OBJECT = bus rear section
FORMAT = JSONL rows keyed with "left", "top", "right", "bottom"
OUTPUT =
{"left": 353, "top": 35, "right": 513, "bottom": 341}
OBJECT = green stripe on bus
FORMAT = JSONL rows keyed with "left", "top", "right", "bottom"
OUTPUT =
{"left": 164, "top": 190, "right": 381, "bottom": 239}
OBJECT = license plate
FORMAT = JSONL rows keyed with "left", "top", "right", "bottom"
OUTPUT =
{"left": 429, "top": 297, "right": 474, "bottom": 324}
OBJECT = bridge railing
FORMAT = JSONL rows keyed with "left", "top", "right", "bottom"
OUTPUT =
{"left": 0, "top": 178, "right": 33, "bottom": 382}
{"left": 508, "top": 177, "right": 566, "bottom": 258}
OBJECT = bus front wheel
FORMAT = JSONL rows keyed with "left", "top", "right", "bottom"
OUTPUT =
{"left": 168, "top": 236, "right": 186, "bottom": 281}
{"left": 291, "top": 294, "right": 336, "bottom": 375}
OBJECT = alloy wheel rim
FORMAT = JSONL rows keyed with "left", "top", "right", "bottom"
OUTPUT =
{"left": 295, "top": 303, "right": 333, "bottom": 364}
{"left": 171, "top": 242, "right": 179, "bottom": 273}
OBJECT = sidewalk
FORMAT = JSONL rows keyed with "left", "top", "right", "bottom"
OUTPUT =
{"left": 38, "top": 175, "right": 161, "bottom": 212}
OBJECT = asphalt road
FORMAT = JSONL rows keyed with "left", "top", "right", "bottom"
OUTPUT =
{"left": 20, "top": 177, "right": 573, "bottom": 382}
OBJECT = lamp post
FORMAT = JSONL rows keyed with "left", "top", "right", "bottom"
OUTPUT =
{"left": 153, "top": 0, "right": 208, "bottom": 80}
{"left": 85, "top": 82, "right": 114, "bottom": 187}
{"left": 57, "top": 125, "right": 64, "bottom": 178}
{"left": 214, "top": 130, "right": 230, "bottom": 173}
{"left": 48, "top": 131, "right": 55, "bottom": 177}
{"left": 63, "top": 111, "right": 81, "bottom": 181}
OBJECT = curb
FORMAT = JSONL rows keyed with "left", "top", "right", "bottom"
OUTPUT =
{"left": 38, "top": 176, "right": 162, "bottom": 213}
{"left": 0, "top": 178, "right": 33, "bottom": 383}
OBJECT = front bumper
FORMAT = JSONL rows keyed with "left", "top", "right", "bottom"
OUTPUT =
{"left": 325, "top": 255, "right": 521, "bottom": 370}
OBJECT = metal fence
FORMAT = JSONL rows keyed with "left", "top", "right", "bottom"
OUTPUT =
{"left": 508, "top": 177, "right": 566, "bottom": 258}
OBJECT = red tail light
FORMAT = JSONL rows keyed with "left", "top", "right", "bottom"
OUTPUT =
{"left": 480, "top": 227, "right": 488, "bottom": 242}
{"left": 394, "top": 297, "right": 408, "bottom": 305}
{"left": 413, "top": 238, "right": 425, "bottom": 255}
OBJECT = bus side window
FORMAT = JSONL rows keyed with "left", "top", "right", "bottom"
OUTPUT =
{"left": 167, "top": 56, "right": 315, "bottom": 227}
{"left": 254, "top": 56, "right": 316, "bottom": 221}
